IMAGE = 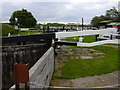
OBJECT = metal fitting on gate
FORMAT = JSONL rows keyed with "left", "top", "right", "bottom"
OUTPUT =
{"left": 14, "top": 64, "right": 29, "bottom": 90}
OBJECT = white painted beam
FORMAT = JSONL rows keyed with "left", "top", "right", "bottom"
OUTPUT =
{"left": 77, "top": 39, "right": 119, "bottom": 47}
{"left": 55, "top": 29, "right": 117, "bottom": 39}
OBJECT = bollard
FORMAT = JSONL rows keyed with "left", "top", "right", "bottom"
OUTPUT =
{"left": 95, "top": 34, "right": 99, "bottom": 41}
{"left": 14, "top": 64, "right": 29, "bottom": 90}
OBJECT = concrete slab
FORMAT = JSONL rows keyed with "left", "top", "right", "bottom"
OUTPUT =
{"left": 50, "top": 71, "right": 119, "bottom": 88}
{"left": 71, "top": 76, "right": 104, "bottom": 88}
{"left": 96, "top": 73, "right": 119, "bottom": 85}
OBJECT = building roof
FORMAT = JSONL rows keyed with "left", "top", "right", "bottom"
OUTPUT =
{"left": 99, "top": 20, "right": 112, "bottom": 23}
{"left": 107, "top": 22, "right": 120, "bottom": 25}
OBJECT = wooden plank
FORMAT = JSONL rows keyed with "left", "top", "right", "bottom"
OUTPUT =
{"left": 2, "top": 33, "right": 55, "bottom": 44}
{"left": 55, "top": 41, "right": 77, "bottom": 46}
{"left": 33, "top": 62, "right": 54, "bottom": 88}
{"left": 30, "top": 60, "right": 54, "bottom": 88}
{"left": 33, "top": 53, "right": 54, "bottom": 84}
{"left": 29, "top": 57, "right": 47, "bottom": 82}
{"left": 29, "top": 47, "right": 54, "bottom": 87}
{"left": 29, "top": 47, "right": 53, "bottom": 78}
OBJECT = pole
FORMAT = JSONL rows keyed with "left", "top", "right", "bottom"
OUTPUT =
{"left": 43, "top": 24, "right": 45, "bottom": 33}
{"left": 82, "top": 18, "right": 84, "bottom": 30}
{"left": 47, "top": 26, "right": 49, "bottom": 33}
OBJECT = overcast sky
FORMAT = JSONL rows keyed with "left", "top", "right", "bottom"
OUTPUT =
{"left": 1, "top": 0, "right": 120, "bottom": 24}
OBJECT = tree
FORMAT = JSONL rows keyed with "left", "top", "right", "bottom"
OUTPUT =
{"left": 9, "top": 9, "right": 37, "bottom": 28}
{"left": 91, "top": 15, "right": 110, "bottom": 27}
{"left": 91, "top": 16, "right": 101, "bottom": 27}
{"left": 46, "top": 23, "right": 65, "bottom": 27}
{"left": 91, "top": 7, "right": 120, "bottom": 26}
{"left": 106, "top": 7, "right": 120, "bottom": 22}
{"left": 105, "top": 7, "right": 119, "bottom": 19}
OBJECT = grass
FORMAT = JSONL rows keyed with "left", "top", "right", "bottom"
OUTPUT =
{"left": 66, "top": 35, "right": 96, "bottom": 43}
{"left": 1, "top": 23, "right": 43, "bottom": 37}
{"left": 66, "top": 36, "right": 79, "bottom": 42}
{"left": 11, "top": 30, "right": 42, "bottom": 36}
{"left": 1, "top": 23, "right": 17, "bottom": 36}
{"left": 83, "top": 35, "right": 96, "bottom": 43}
{"left": 55, "top": 45, "right": 119, "bottom": 79}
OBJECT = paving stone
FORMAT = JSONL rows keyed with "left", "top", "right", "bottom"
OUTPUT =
{"left": 71, "top": 76, "right": 104, "bottom": 88}
{"left": 80, "top": 56, "right": 93, "bottom": 59}
{"left": 50, "top": 79, "right": 72, "bottom": 87}
{"left": 96, "top": 73, "right": 119, "bottom": 85}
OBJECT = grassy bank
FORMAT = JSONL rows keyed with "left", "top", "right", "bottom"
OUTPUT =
{"left": 55, "top": 45, "right": 119, "bottom": 79}
{"left": 1, "top": 23, "right": 42, "bottom": 37}
{"left": 66, "top": 35, "right": 96, "bottom": 43}
{"left": 11, "top": 30, "right": 42, "bottom": 36}
{"left": 1, "top": 23, "right": 17, "bottom": 36}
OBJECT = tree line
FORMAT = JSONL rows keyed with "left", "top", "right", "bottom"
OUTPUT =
{"left": 91, "top": 7, "right": 120, "bottom": 28}
{"left": 9, "top": 7, "right": 120, "bottom": 28}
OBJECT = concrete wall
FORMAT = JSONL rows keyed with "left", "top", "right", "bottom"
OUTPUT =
{"left": 29, "top": 47, "right": 54, "bottom": 88}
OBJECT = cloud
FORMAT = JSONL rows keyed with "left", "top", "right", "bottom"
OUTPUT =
{"left": 1, "top": 0, "right": 119, "bottom": 24}
{"left": 65, "top": 4, "right": 74, "bottom": 10}
{"left": 2, "top": 0, "right": 67, "bottom": 2}
{"left": 3, "top": 0, "right": 119, "bottom": 3}
{"left": 70, "top": 0, "right": 120, "bottom": 4}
